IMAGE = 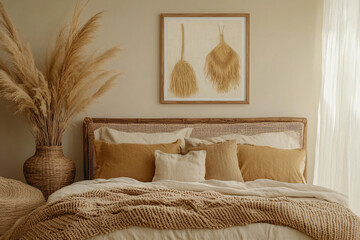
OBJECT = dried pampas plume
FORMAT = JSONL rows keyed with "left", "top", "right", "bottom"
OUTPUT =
{"left": 205, "top": 26, "right": 240, "bottom": 93}
{"left": 0, "top": 1, "right": 121, "bottom": 146}
{"left": 169, "top": 24, "right": 198, "bottom": 98}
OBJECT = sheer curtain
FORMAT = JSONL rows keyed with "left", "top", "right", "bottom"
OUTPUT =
{"left": 315, "top": 0, "right": 360, "bottom": 215}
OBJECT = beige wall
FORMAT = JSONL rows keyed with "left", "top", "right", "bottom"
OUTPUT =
{"left": 0, "top": 0, "right": 323, "bottom": 183}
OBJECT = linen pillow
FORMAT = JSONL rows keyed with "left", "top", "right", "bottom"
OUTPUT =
{"left": 94, "top": 127, "right": 193, "bottom": 149}
{"left": 237, "top": 144, "right": 306, "bottom": 183}
{"left": 185, "top": 131, "right": 301, "bottom": 150}
{"left": 95, "top": 139, "right": 182, "bottom": 181}
{"left": 187, "top": 140, "right": 244, "bottom": 182}
{"left": 93, "top": 127, "right": 193, "bottom": 173}
{"left": 152, "top": 150, "right": 206, "bottom": 182}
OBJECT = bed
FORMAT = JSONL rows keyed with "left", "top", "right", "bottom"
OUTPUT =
{"left": 83, "top": 117, "right": 308, "bottom": 180}
{"left": 4, "top": 117, "right": 360, "bottom": 240}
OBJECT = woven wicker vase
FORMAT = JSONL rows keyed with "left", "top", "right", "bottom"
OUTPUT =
{"left": 23, "top": 146, "right": 75, "bottom": 199}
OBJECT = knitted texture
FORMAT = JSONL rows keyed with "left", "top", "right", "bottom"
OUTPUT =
{"left": 6, "top": 187, "right": 360, "bottom": 240}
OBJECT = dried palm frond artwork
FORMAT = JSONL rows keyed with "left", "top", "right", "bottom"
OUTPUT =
{"left": 169, "top": 24, "right": 198, "bottom": 98}
{"left": 0, "top": 2, "right": 120, "bottom": 146}
{"left": 205, "top": 26, "right": 240, "bottom": 93}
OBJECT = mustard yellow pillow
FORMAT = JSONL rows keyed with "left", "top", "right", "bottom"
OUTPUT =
{"left": 95, "top": 140, "right": 181, "bottom": 181}
{"left": 187, "top": 140, "right": 244, "bottom": 182}
{"left": 237, "top": 144, "right": 306, "bottom": 183}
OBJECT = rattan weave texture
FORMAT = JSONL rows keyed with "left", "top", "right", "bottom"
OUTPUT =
{"left": 0, "top": 177, "right": 45, "bottom": 236}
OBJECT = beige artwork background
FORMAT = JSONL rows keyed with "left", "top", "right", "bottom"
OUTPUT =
{"left": 164, "top": 17, "right": 246, "bottom": 101}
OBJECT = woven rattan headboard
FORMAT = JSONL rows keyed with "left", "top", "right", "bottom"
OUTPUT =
{"left": 83, "top": 117, "right": 307, "bottom": 180}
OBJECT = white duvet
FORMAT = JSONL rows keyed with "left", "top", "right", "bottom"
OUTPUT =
{"left": 49, "top": 178, "right": 348, "bottom": 240}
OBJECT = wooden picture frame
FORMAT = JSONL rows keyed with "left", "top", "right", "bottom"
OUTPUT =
{"left": 161, "top": 13, "right": 250, "bottom": 104}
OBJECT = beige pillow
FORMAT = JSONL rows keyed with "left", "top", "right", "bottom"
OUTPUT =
{"left": 187, "top": 140, "right": 244, "bottom": 182}
{"left": 93, "top": 127, "right": 193, "bottom": 173}
{"left": 152, "top": 150, "right": 206, "bottom": 182}
{"left": 94, "top": 127, "right": 193, "bottom": 148}
{"left": 185, "top": 131, "right": 301, "bottom": 150}
{"left": 237, "top": 144, "right": 306, "bottom": 183}
{"left": 95, "top": 140, "right": 181, "bottom": 181}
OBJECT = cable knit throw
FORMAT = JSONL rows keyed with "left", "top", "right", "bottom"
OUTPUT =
{"left": 5, "top": 187, "right": 360, "bottom": 240}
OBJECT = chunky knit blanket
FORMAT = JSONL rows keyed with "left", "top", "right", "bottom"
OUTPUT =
{"left": 5, "top": 187, "right": 360, "bottom": 240}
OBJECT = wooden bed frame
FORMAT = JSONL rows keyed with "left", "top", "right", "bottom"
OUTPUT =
{"left": 83, "top": 117, "right": 307, "bottom": 180}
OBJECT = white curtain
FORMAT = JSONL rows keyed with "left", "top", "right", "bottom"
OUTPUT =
{"left": 315, "top": 0, "right": 360, "bottom": 215}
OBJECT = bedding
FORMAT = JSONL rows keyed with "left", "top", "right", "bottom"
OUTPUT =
{"left": 184, "top": 130, "right": 301, "bottom": 150}
{"left": 237, "top": 144, "right": 306, "bottom": 183}
{"left": 5, "top": 178, "right": 359, "bottom": 240}
{"left": 187, "top": 140, "right": 244, "bottom": 182}
{"left": 94, "top": 127, "right": 193, "bottom": 150}
{"left": 95, "top": 140, "right": 181, "bottom": 181}
{"left": 152, "top": 150, "right": 206, "bottom": 182}
{"left": 186, "top": 135, "right": 306, "bottom": 183}
{"left": 92, "top": 127, "right": 193, "bottom": 175}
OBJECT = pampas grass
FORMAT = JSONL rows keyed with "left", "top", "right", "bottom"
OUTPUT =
{"left": 0, "top": 2, "right": 120, "bottom": 146}
{"left": 169, "top": 24, "right": 198, "bottom": 98}
{"left": 205, "top": 26, "right": 240, "bottom": 93}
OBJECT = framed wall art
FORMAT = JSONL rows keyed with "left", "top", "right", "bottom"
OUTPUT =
{"left": 161, "top": 13, "right": 250, "bottom": 104}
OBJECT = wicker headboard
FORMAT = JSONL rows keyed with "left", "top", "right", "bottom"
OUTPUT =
{"left": 83, "top": 117, "right": 307, "bottom": 180}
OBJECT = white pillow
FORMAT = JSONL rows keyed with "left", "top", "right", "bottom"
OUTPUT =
{"left": 185, "top": 131, "right": 301, "bottom": 150}
{"left": 152, "top": 150, "right": 206, "bottom": 182}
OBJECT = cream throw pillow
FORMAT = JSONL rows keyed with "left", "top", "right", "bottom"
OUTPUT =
{"left": 187, "top": 140, "right": 244, "bottom": 182}
{"left": 152, "top": 150, "right": 206, "bottom": 182}
{"left": 185, "top": 131, "right": 301, "bottom": 150}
